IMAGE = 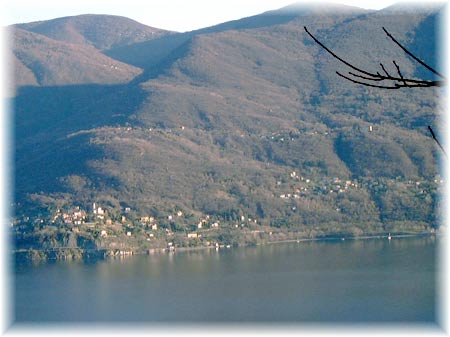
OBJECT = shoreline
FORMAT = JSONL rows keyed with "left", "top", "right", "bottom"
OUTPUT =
{"left": 12, "top": 231, "right": 437, "bottom": 263}
{"left": 263, "top": 231, "right": 436, "bottom": 246}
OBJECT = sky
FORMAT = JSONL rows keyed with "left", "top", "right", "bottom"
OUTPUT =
{"left": 1, "top": 0, "right": 406, "bottom": 32}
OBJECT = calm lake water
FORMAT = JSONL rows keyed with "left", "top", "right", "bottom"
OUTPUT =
{"left": 13, "top": 237, "right": 439, "bottom": 323}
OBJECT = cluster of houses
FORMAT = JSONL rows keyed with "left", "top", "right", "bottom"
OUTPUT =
{"left": 56, "top": 207, "right": 87, "bottom": 225}
{"left": 14, "top": 173, "right": 442, "bottom": 240}
{"left": 259, "top": 127, "right": 341, "bottom": 144}
{"left": 139, "top": 215, "right": 159, "bottom": 230}
{"left": 278, "top": 173, "right": 360, "bottom": 200}
{"left": 185, "top": 215, "right": 221, "bottom": 239}
{"left": 41, "top": 201, "right": 227, "bottom": 242}
{"left": 92, "top": 203, "right": 105, "bottom": 219}
{"left": 51, "top": 203, "right": 109, "bottom": 226}
{"left": 325, "top": 177, "right": 359, "bottom": 194}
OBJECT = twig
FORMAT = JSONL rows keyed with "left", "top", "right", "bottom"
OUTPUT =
{"left": 303, "top": 26, "right": 446, "bottom": 88}
{"left": 428, "top": 126, "right": 447, "bottom": 158}
{"left": 382, "top": 27, "right": 446, "bottom": 80}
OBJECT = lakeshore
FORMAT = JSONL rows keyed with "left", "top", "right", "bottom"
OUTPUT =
{"left": 13, "top": 230, "right": 437, "bottom": 263}
{"left": 14, "top": 235, "right": 437, "bottom": 322}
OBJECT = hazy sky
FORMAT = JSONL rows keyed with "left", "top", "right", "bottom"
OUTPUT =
{"left": 2, "top": 0, "right": 403, "bottom": 32}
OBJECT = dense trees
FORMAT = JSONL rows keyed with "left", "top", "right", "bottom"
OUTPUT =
{"left": 304, "top": 25, "right": 446, "bottom": 154}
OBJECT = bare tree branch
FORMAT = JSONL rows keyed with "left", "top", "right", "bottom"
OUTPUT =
{"left": 382, "top": 27, "right": 446, "bottom": 79}
{"left": 303, "top": 26, "right": 446, "bottom": 88}
{"left": 428, "top": 126, "right": 447, "bottom": 158}
{"left": 304, "top": 26, "right": 447, "bottom": 156}
{"left": 335, "top": 71, "right": 424, "bottom": 89}
{"left": 393, "top": 60, "right": 409, "bottom": 87}
{"left": 379, "top": 63, "right": 390, "bottom": 77}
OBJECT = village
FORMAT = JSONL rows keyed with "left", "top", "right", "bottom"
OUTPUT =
{"left": 12, "top": 169, "right": 443, "bottom": 258}
{"left": 276, "top": 170, "right": 443, "bottom": 200}
{"left": 277, "top": 171, "right": 360, "bottom": 200}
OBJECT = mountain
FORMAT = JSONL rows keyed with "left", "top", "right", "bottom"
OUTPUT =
{"left": 11, "top": 15, "right": 173, "bottom": 88}
{"left": 104, "top": 3, "right": 373, "bottom": 70}
{"left": 11, "top": 3, "right": 445, "bottom": 253}
{"left": 15, "top": 14, "right": 172, "bottom": 50}
{"left": 12, "top": 27, "right": 142, "bottom": 86}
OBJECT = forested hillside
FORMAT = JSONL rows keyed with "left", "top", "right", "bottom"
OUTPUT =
{"left": 11, "top": 3, "right": 445, "bottom": 256}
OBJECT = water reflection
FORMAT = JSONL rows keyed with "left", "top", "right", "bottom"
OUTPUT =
{"left": 14, "top": 237, "right": 437, "bottom": 323}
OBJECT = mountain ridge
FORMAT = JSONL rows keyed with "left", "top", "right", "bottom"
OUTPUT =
{"left": 11, "top": 4, "right": 444, "bottom": 253}
{"left": 15, "top": 14, "right": 173, "bottom": 50}
{"left": 103, "top": 3, "right": 373, "bottom": 70}
{"left": 13, "top": 27, "right": 143, "bottom": 86}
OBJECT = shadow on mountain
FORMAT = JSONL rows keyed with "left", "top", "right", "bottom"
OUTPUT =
{"left": 407, "top": 11, "right": 443, "bottom": 81}
{"left": 104, "top": 10, "right": 300, "bottom": 71}
{"left": 14, "top": 82, "right": 147, "bottom": 203}
{"left": 127, "top": 35, "right": 194, "bottom": 84}
{"left": 196, "top": 10, "right": 300, "bottom": 34}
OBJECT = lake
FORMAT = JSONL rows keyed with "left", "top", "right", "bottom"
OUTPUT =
{"left": 13, "top": 236, "right": 439, "bottom": 324}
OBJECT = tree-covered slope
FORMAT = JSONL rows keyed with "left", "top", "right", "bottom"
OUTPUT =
{"left": 12, "top": 4, "right": 445, "bottom": 252}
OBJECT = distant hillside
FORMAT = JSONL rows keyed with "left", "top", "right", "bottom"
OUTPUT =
{"left": 12, "top": 27, "right": 142, "bottom": 86}
{"left": 15, "top": 14, "right": 172, "bottom": 50}
{"left": 104, "top": 3, "right": 372, "bottom": 70}
{"left": 11, "top": 15, "right": 174, "bottom": 88}
{"left": 11, "top": 4, "right": 445, "bottom": 253}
